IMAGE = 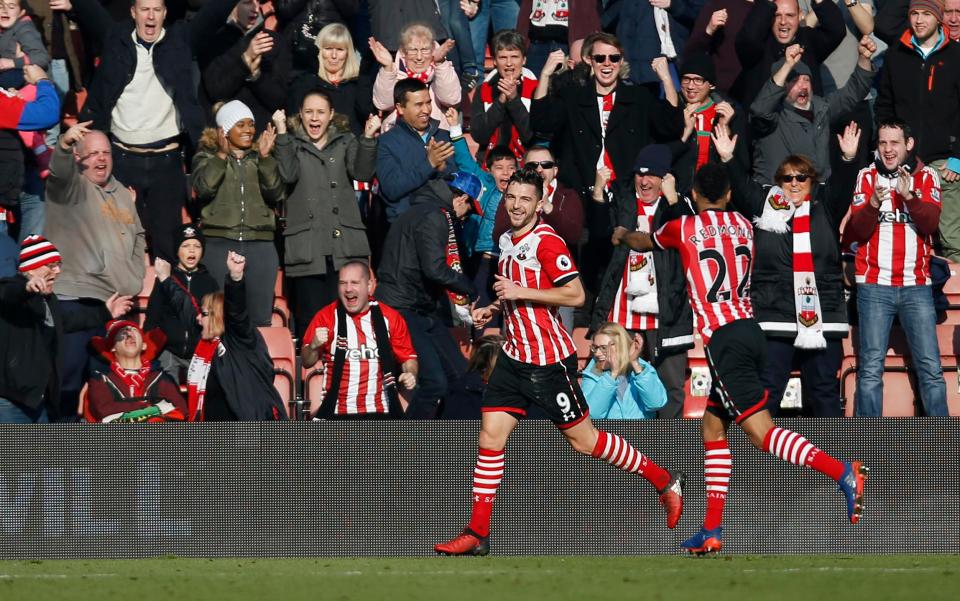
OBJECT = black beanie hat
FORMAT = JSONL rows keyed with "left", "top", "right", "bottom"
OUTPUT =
{"left": 175, "top": 224, "right": 205, "bottom": 254}
{"left": 679, "top": 53, "right": 716, "bottom": 85}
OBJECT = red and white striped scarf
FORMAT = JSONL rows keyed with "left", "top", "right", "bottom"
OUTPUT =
{"left": 441, "top": 208, "right": 472, "bottom": 326}
{"left": 479, "top": 68, "right": 539, "bottom": 159}
{"left": 754, "top": 190, "right": 826, "bottom": 349}
{"left": 186, "top": 337, "right": 221, "bottom": 421}
{"left": 597, "top": 92, "right": 617, "bottom": 186}
{"left": 402, "top": 60, "right": 435, "bottom": 84}
{"left": 110, "top": 362, "right": 152, "bottom": 398}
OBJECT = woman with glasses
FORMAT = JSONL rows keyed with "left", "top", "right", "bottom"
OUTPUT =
{"left": 369, "top": 23, "right": 461, "bottom": 132}
{"left": 582, "top": 323, "right": 667, "bottom": 419}
{"left": 712, "top": 123, "right": 862, "bottom": 417}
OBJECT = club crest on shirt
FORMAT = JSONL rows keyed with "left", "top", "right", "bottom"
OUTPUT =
{"left": 556, "top": 255, "right": 572, "bottom": 271}
{"left": 516, "top": 243, "right": 531, "bottom": 261}
{"left": 629, "top": 253, "right": 647, "bottom": 271}
{"left": 798, "top": 286, "right": 819, "bottom": 327}
{"left": 768, "top": 191, "right": 790, "bottom": 211}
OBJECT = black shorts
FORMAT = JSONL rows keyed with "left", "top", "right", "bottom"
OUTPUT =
{"left": 704, "top": 319, "right": 769, "bottom": 424}
{"left": 482, "top": 351, "right": 590, "bottom": 429}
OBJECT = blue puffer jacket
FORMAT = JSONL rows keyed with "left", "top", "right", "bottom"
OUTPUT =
{"left": 450, "top": 131, "right": 502, "bottom": 256}
{"left": 581, "top": 358, "right": 667, "bottom": 419}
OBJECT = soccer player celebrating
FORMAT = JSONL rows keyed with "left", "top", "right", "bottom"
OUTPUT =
{"left": 613, "top": 146, "right": 868, "bottom": 556}
{"left": 434, "top": 169, "right": 686, "bottom": 556}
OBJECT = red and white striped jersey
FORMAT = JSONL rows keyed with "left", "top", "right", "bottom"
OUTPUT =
{"left": 653, "top": 210, "right": 755, "bottom": 344}
{"left": 850, "top": 164, "right": 940, "bottom": 286}
{"left": 608, "top": 195, "right": 659, "bottom": 330}
{"left": 498, "top": 222, "right": 579, "bottom": 365}
{"left": 303, "top": 301, "right": 417, "bottom": 415}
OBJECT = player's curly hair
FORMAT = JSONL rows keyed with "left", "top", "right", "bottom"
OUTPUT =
{"left": 693, "top": 162, "right": 731, "bottom": 204}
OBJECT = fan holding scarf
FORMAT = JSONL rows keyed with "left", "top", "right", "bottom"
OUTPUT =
{"left": 713, "top": 123, "right": 862, "bottom": 417}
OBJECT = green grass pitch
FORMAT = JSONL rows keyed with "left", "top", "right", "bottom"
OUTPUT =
{"left": 1, "top": 556, "right": 957, "bottom": 601}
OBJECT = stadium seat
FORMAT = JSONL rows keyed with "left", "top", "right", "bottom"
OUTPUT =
{"left": 842, "top": 368, "right": 918, "bottom": 417}
{"left": 942, "top": 260, "right": 960, "bottom": 308}
{"left": 257, "top": 326, "right": 297, "bottom": 411}
{"left": 271, "top": 269, "right": 290, "bottom": 328}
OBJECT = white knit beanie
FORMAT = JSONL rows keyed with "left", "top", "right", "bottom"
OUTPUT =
{"left": 216, "top": 100, "right": 255, "bottom": 134}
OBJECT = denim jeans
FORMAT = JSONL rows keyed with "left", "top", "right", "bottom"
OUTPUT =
{"left": 0, "top": 397, "right": 49, "bottom": 423}
{"left": 439, "top": 0, "right": 480, "bottom": 76}
{"left": 17, "top": 187, "right": 45, "bottom": 241}
{"left": 855, "top": 284, "right": 947, "bottom": 416}
{"left": 0, "top": 220, "right": 17, "bottom": 277}
{"left": 469, "top": 0, "right": 521, "bottom": 71}
{"left": 400, "top": 310, "right": 466, "bottom": 419}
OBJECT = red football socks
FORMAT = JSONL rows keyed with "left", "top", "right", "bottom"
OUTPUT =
{"left": 703, "top": 439, "right": 731, "bottom": 530}
{"left": 763, "top": 427, "right": 845, "bottom": 481}
{"left": 466, "top": 448, "right": 504, "bottom": 538}
{"left": 592, "top": 430, "right": 671, "bottom": 491}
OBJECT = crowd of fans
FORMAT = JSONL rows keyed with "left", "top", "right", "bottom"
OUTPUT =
{"left": 0, "top": 0, "right": 957, "bottom": 423}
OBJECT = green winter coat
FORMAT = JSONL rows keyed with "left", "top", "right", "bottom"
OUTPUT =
{"left": 192, "top": 142, "right": 284, "bottom": 241}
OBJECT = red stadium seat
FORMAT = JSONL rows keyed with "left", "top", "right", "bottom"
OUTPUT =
{"left": 842, "top": 367, "right": 918, "bottom": 417}
{"left": 303, "top": 364, "right": 325, "bottom": 416}
{"left": 257, "top": 326, "right": 296, "bottom": 411}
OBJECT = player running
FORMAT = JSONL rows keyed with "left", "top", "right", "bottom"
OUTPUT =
{"left": 613, "top": 153, "right": 868, "bottom": 556}
{"left": 434, "top": 169, "right": 685, "bottom": 556}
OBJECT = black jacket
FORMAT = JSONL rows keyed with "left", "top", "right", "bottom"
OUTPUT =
{"left": 875, "top": 31, "right": 960, "bottom": 164}
{"left": 276, "top": 0, "right": 358, "bottom": 71}
{"left": 726, "top": 157, "right": 859, "bottom": 339}
{"left": 167, "top": 275, "right": 287, "bottom": 420}
{"left": 73, "top": 0, "right": 239, "bottom": 153}
{"left": 376, "top": 193, "right": 477, "bottom": 317}
{"left": 198, "top": 24, "right": 286, "bottom": 134}
{"left": 144, "top": 264, "right": 220, "bottom": 359}
{"left": 668, "top": 92, "right": 750, "bottom": 196}
{"left": 590, "top": 182, "right": 695, "bottom": 360}
{"left": 733, "top": 0, "right": 844, "bottom": 104}
{"left": 0, "top": 275, "right": 110, "bottom": 417}
{"left": 530, "top": 81, "right": 684, "bottom": 197}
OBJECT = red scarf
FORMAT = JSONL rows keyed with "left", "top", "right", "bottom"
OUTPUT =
{"left": 479, "top": 68, "right": 539, "bottom": 160}
{"left": 599, "top": 92, "right": 617, "bottom": 186}
{"left": 693, "top": 101, "right": 718, "bottom": 170}
{"left": 187, "top": 337, "right": 220, "bottom": 421}
{"left": 402, "top": 60, "right": 435, "bottom": 83}
{"left": 110, "top": 361, "right": 152, "bottom": 398}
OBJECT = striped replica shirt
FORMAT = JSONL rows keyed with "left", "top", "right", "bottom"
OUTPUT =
{"left": 850, "top": 164, "right": 941, "bottom": 286}
{"left": 608, "top": 195, "right": 660, "bottom": 330}
{"left": 303, "top": 301, "right": 417, "bottom": 415}
{"left": 498, "top": 222, "right": 578, "bottom": 365}
{"left": 653, "top": 210, "right": 755, "bottom": 344}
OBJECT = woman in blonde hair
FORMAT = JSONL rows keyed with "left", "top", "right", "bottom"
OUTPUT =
{"left": 286, "top": 22, "right": 375, "bottom": 137}
{"left": 582, "top": 322, "right": 667, "bottom": 419}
